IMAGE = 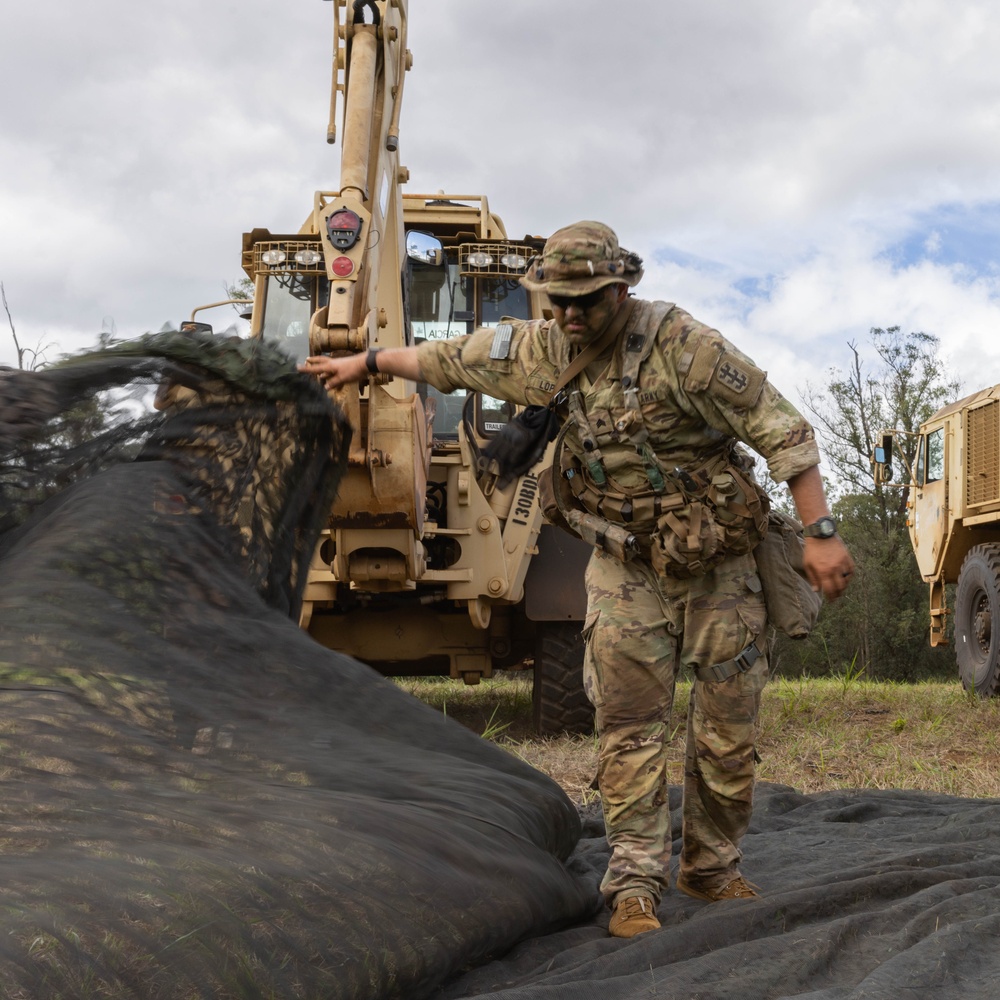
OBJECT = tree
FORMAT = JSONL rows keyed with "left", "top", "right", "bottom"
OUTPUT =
{"left": 225, "top": 278, "right": 255, "bottom": 314}
{"left": 802, "top": 327, "right": 960, "bottom": 529}
{"left": 776, "top": 328, "right": 961, "bottom": 681}
{"left": 226, "top": 277, "right": 254, "bottom": 298}
{"left": 2, "top": 281, "right": 53, "bottom": 370}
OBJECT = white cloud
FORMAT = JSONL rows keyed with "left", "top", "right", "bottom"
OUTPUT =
{"left": 634, "top": 231, "right": 1000, "bottom": 414}
{"left": 3, "top": 0, "right": 1000, "bottom": 417}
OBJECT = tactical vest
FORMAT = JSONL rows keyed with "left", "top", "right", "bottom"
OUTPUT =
{"left": 546, "top": 300, "right": 770, "bottom": 578}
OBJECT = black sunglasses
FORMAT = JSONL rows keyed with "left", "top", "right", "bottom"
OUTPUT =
{"left": 547, "top": 288, "right": 610, "bottom": 311}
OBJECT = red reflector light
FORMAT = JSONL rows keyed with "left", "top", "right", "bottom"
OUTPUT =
{"left": 327, "top": 208, "right": 363, "bottom": 249}
{"left": 332, "top": 256, "right": 354, "bottom": 276}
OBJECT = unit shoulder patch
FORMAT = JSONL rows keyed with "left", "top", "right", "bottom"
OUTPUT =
{"left": 711, "top": 351, "right": 766, "bottom": 407}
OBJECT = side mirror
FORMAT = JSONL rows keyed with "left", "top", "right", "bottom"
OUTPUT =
{"left": 180, "top": 321, "right": 214, "bottom": 336}
{"left": 407, "top": 231, "right": 444, "bottom": 266}
{"left": 872, "top": 432, "right": 894, "bottom": 484}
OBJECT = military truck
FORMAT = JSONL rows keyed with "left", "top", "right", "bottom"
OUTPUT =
{"left": 873, "top": 383, "right": 1000, "bottom": 695}
{"left": 232, "top": 0, "right": 591, "bottom": 732}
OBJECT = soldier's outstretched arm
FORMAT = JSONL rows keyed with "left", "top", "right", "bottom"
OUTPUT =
{"left": 786, "top": 465, "right": 855, "bottom": 602}
{"left": 299, "top": 347, "right": 423, "bottom": 389}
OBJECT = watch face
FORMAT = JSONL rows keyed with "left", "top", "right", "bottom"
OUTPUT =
{"left": 807, "top": 517, "right": 837, "bottom": 538}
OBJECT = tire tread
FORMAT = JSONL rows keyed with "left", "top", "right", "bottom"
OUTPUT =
{"left": 532, "top": 623, "right": 593, "bottom": 735}
{"left": 956, "top": 543, "right": 1000, "bottom": 697}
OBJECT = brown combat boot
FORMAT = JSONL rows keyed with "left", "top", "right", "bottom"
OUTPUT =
{"left": 608, "top": 893, "right": 660, "bottom": 938}
{"left": 676, "top": 873, "right": 759, "bottom": 902}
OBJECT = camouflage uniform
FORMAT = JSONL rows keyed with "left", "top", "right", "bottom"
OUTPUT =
{"left": 417, "top": 223, "right": 820, "bottom": 906}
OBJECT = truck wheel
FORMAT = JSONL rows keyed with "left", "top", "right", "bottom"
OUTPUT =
{"left": 532, "top": 622, "right": 593, "bottom": 735}
{"left": 955, "top": 544, "right": 1000, "bottom": 696}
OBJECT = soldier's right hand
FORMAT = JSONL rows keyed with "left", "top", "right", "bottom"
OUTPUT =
{"left": 298, "top": 353, "right": 368, "bottom": 389}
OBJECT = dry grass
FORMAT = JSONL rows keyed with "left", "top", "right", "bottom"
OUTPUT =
{"left": 757, "top": 675, "right": 1000, "bottom": 797}
{"left": 396, "top": 672, "right": 1000, "bottom": 805}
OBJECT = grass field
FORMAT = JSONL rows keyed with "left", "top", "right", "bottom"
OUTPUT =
{"left": 395, "top": 671, "right": 1000, "bottom": 805}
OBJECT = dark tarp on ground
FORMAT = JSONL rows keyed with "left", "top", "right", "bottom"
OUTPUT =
{"left": 444, "top": 784, "right": 1000, "bottom": 999}
{"left": 2, "top": 333, "right": 999, "bottom": 999}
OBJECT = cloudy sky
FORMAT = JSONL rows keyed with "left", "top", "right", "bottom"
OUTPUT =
{"left": 3, "top": 0, "right": 1000, "bottom": 411}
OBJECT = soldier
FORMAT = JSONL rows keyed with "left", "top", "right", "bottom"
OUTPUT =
{"left": 300, "top": 221, "right": 854, "bottom": 939}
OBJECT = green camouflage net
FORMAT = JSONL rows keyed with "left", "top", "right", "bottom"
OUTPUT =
{"left": 0, "top": 332, "right": 592, "bottom": 999}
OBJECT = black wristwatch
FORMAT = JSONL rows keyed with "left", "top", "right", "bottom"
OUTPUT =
{"left": 365, "top": 348, "right": 381, "bottom": 374}
{"left": 803, "top": 515, "right": 838, "bottom": 539}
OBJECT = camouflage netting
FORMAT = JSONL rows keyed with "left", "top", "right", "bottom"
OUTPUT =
{"left": 0, "top": 332, "right": 592, "bottom": 998}
{"left": 4, "top": 332, "right": 1000, "bottom": 1000}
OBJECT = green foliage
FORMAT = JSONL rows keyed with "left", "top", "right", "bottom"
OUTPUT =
{"left": 226, "top": 277, "right": 255, "bottom": 305}
{"left": 803, "top": 327, "right": 960, "bottom": 521}
{"left": 480, "top": 704, "right": 512, "bottom": 740}
{"left": 837, "top": 649, "right": 866, "bottom": 691}
{"left": 776, "top": 327, "right": 960, "bottom": 682}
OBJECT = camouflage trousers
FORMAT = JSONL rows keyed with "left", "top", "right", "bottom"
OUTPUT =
{"left": 583, "top": 546, "right": 769, "bottom": 906}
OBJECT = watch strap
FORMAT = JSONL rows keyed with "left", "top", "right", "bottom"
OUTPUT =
{"left": 365, "top": 348, "right": 381, "bottom": 374}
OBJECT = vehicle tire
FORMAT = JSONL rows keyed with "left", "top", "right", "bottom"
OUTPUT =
{"left": 955, "top": 544, "right": 1000, "bottom": 697}
{"left": 532, "top": 622, "right": 593, "bottom": 736}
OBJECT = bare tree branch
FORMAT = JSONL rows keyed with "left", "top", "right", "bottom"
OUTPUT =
{"left": 1, "top": 281, "right": 54, "bottom": 370}
{"left": 1, "top": 281, "right": 26, "bottom": 369}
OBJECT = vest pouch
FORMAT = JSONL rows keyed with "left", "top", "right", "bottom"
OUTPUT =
{"left": 752, "top": 509, "right": 822, "bottom": 638}
{"left": 649, "top": 465, "right": 769, "bottom": 580}
{"left": 538, "top": 465, "right": 559, "bottom": 522}
{"left": 649, "top": 499, "right": 729, "bottom": 579}
{"left": 708, "top": 465, "right": 770, "bottom": 551}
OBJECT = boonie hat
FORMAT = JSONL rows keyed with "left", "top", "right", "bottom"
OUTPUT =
{"left": 520, "top": 221, "right": 644, "bottom": 296}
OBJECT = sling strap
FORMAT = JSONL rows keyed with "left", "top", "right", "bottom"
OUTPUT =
{"left": 541, "top": 299, "right": 638, "bottom": 488}
{"left": 546, "top": 298, "right": 637, "bottom": 404}
{"left": 476, "top": 300, "right": 637, "bottom": 491}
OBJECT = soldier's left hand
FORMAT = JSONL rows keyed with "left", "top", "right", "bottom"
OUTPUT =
{"left": 803, "top": 536, "right": 855, "bottom": 602}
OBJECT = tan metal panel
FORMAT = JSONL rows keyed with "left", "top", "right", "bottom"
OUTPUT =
{"left": 967, "top": 399, "right": 999, "bottom": 506}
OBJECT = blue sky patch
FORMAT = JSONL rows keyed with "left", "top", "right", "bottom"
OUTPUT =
{"left": 651, "top": 245, "right": 729, "bottom": 274}
{"left": 881, "top": 202, "right": 1000, "bottom": 275}
{"left": 733, "top": 275, "right": 774, "bottom": 300}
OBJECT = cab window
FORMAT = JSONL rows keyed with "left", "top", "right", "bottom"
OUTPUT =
{"left": 481, "top": 277, "right": 530, "bottom": 327}
{"left": 409, "top": 261, "right": 474, "bottom": 342}
{"left": 410, "top": 260, "right": 474, "bottom": 436}
{"left": 924, "top": 427, "right": 944, "bottom": 483}
{"left": 409, "top": 256, "right": 535, "bottom": 439}
{"left": 260, "top": 274, "right": 329, "bottom": 363}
